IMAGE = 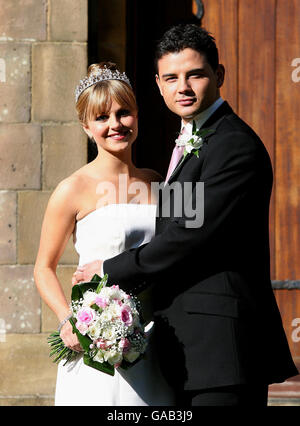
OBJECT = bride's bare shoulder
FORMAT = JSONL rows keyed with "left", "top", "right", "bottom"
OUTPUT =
{"left": 49, "top": 171, "right": 89, "bottom": 210}
{"left": 54, "top": 173, "right": 85, "bottom": 196}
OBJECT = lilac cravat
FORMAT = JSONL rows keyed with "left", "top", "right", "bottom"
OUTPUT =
{"left": 165, "top": 127, "right": 186, "bottom": 184}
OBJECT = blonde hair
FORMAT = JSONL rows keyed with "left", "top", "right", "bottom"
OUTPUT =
{"left": 76, "top": 62, "right": 137, "bottom": 125}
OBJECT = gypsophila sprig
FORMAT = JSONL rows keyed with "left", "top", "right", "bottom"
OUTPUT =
{"left": 47, "top": 274, "right": 148, "bottom": 376}
{"left": 175, "top": 120, "right": 216, "bottom": 158}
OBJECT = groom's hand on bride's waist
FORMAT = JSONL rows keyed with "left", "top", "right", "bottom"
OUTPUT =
{"left": 72, "top": 259, "right": 103, "bottom": 285}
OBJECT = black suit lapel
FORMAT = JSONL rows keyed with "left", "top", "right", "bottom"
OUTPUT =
{"left": 200, "top": 101, "right": 233, "bottom": 130}
{"left": 167, "top": 101, "right": 233, "bottom": 184}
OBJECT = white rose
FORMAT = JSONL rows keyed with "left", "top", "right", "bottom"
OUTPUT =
{"left": 108, "top": 286, "right": 123, "bottom": 301}
{"left": 82, "top": 291, "right": 97, "bottom": 307}
{"left": 107, "top": 301, "right": 121, "bottom": 318}
{"left": 185, "top": 144, "right": 193, "bottom": 154}
{"left": 118, "top": 289, "right": 129, "bottom": 301}
{"left": 105, "top": 350, "right": 123, "bottom": 366}
{"left": 100, "top": 310, "right": 113, "bottom": 322}
{"left": 88, "top": 319, "right": 101, "bottom": 339}
{"left": 175, "top": 134, "right": 190, "bottom": 146}
{"left": 192, "top": 136, "right": 203, "bottom": 149}
{"left": 184, "top": 136, "right": 204, "bottom": 154}
{"left": 98, "top": 287, "right": 111, "bottom": 299}
{"left": 93, "top": 350, "right": 104, "bottom": 363}
{"left": 123, "top": 350, "right": 140, "bottom": 363}
{"left": 102, "top": 326, "right": 116, "bottom": 343}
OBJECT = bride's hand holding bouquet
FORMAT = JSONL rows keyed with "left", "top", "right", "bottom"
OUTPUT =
{"left": 48, "top": 274, "right": 148, "bottom": 376}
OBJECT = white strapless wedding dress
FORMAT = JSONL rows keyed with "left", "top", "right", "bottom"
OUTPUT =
{"left": 55, "top": 203, "right": 175, "bottom": 406}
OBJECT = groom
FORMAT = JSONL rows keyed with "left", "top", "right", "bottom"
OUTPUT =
{"left": 73, "top": 24, "right": 298, "bottom": 405}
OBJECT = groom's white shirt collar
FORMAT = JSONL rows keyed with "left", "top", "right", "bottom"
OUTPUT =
{"left": 181, "top": 97, "right": 224, "bottom": 135}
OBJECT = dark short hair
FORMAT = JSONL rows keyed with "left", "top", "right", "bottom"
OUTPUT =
{"left": 154, "top": 24, "right": 219, "bottom": 72}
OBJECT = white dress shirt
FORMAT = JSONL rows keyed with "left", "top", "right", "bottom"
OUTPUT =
{"left": 180, "top": 97, "right": 224, "bottom": 135}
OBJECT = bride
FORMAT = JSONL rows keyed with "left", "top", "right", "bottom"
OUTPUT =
{"left": 34, "top": 62, "right": 175, "bottom": 406}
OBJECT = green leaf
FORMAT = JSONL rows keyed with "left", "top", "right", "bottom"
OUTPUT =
{"left": 71, "top": 274, "right": 108, "bottom": 302}
{"left": 96, "top": 273, "right": 108, "bottom": 294}
{"left": 83, "top": 354, "right": 115, "bottom": 376}
{"left": 192, "top": 120, "right": 197, "bottom": 134}
{"left": 71, "top": 282, "right": 95, "bottom": 301}
{"left": 90, "top": 303, "right": 101, "bottom": 312}
{"left": 91, "top": 274, "right": 102, "bottom": 283}
{"left": 200, "top": 128, "right": 215, "bottom": 138}
{"left": 193, "top": 150, "right": 199, "bottom": 158}
{"left": 71, "top": 283, "right": 85, "bottom": 301}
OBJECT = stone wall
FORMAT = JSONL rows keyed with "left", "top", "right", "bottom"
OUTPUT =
{"left": 0, "top": 0, "right": 88, "bottom": 406}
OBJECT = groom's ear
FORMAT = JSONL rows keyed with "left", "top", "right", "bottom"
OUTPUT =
{"left": 216, "top": 64, "right": 225, "bottom": 88}
{"left": 155, "top": 74, "right": 163, "bottom": 96}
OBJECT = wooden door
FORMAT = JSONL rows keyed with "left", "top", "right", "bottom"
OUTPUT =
{"left": 201, "top": 0, "right": 300, "bottom": 400}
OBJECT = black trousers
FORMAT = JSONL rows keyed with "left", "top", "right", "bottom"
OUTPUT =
{"left": 177, "top": 384, "right": 269, "bottom": 406}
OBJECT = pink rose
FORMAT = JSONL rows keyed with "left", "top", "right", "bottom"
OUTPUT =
{"left": 76, "top": 321, "right": 89, "bottom": 335}
{"left": 119, "top": 337, "right": 131, "bottom": 352}
{"left": 96, "top": 338, "right": 107, "bottom": 349}
{"left": 76, "top": 307, "right": 95, "bottom": 325}
{"left": 95, "top": 296, "right": 109, "bottom": 309}
{"left": 120, "top": 305, "right": 133, "bottom": 326}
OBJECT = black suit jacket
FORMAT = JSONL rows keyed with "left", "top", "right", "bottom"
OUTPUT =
{"left": 104, "top": 101, "right": 298, "bottom": 391}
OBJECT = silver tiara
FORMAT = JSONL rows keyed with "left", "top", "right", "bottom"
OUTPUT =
{"left": 75, "top": 66, "right": 132, "bottom": 102}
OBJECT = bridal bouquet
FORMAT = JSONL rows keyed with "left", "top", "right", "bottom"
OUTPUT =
{"left": 48, "top": 274, "right": 148, "bottom": 376}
